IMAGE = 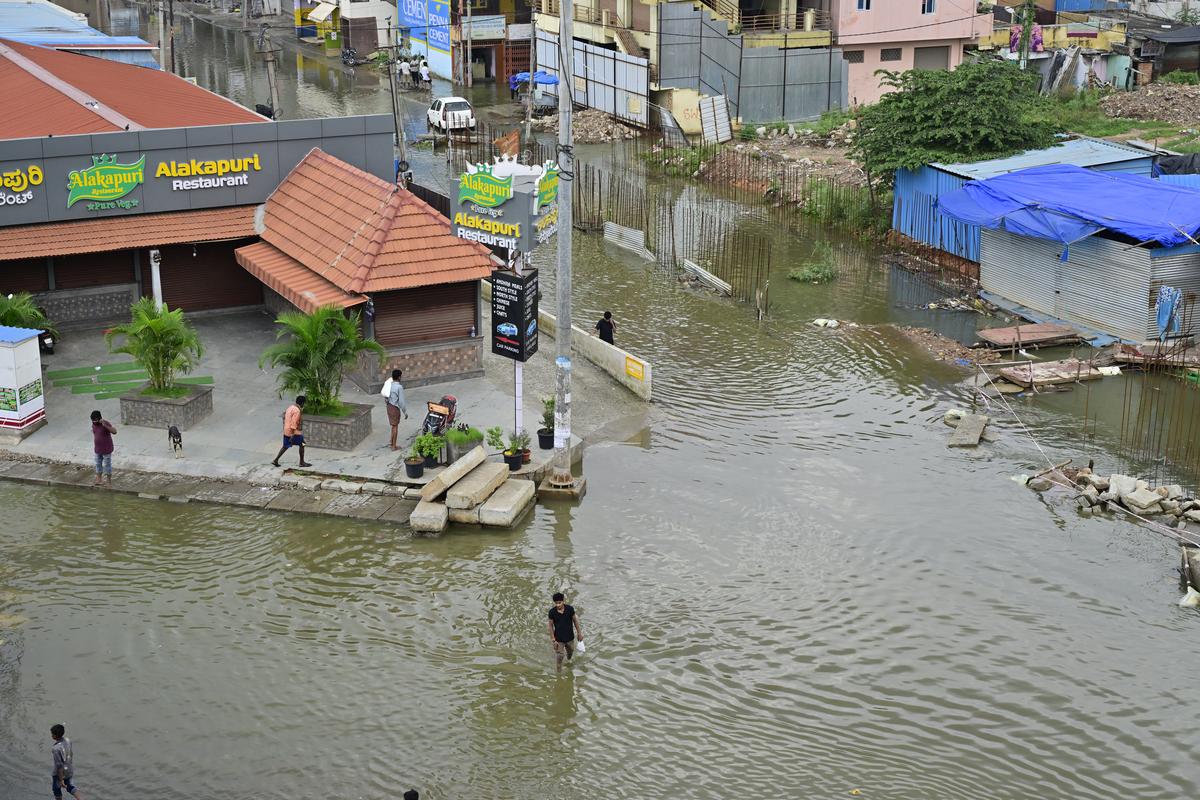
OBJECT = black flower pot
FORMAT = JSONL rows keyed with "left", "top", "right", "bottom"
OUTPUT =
{"left": 537, "top": 429, "right": 554, "bottom": 449}
{"left": 404, "top": 458, "right": 425, "bottom": 479}
{"left": 423, "top": 453, "right": 438, "bottom": 468}
{"left": 503, "top": 451, "right": 523, "bottom": 471}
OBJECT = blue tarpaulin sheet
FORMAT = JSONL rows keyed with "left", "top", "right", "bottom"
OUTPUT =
{"left": 508, "top": 70, "right": 559, "bottom": 90}
{"left": 936, "top": 164, "right": 1200, "bottom": 248}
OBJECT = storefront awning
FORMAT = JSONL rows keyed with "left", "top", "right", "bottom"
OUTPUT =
{"left": 0, "top": 206, "right": 258, "bottom": 261}
{"left": 306, "top": 2, "right": 336, "bottom": 22}
{"left": 234, "top": 241, "right": 367, "bottom": 315}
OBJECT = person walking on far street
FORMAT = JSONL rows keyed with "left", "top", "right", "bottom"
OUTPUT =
{"left": 419, "top": 60, "right": 431, "bottom": 89}
{"left": 385, "top": 368, "right": 408, "bottom": 451}
{"left": 50, "top": 723, "right": 81, "bottom": 800}
{"left": 399, "top": 57, "right": 411, "bottom": 88}
{"left": 272, "top": 395, "right": 312, "bottom": 468}
{"left": 90, "top": 410, "right": 115, "bottom": 487}
{"left": 593, "top": 311, "right": 616, "bottom": 345}
{"left": 548, "top": 592, "right": 582, "bottom": 670}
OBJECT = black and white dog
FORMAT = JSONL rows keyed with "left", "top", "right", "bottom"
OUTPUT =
{"left": 168, "top": 424, "right": 183, "bottom": 457}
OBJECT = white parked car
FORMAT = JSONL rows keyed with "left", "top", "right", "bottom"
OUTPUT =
{"left": 427, "top": 97, "right": 477, "bottom": 132}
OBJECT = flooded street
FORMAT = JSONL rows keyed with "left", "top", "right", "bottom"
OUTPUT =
{"left": 2, "top": 6, "right": 1200, "bottom": 798}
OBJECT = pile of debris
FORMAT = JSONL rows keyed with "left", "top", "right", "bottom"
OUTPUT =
{"left": 531, "top": 109, "right": 640, "bottom": 143}
{"left": 1028, "top": 467, "right": 1199, "bottom": 526}
{"left": 893, "top": 325, "right": 1003, "bottom": 365}
{"left": 1099, "top": 84, "right": 1200, "bottom": 126}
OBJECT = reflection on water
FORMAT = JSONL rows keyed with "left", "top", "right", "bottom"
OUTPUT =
{"left": 4, "top": 6, "right": 1200, "bottom": 797}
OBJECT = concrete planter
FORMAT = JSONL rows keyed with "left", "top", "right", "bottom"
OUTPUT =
{"left": 119, "top": 384, "right": 214, "bottom": 431}
{"left": 302, "top": 402, "right": 373, "bottom": 451}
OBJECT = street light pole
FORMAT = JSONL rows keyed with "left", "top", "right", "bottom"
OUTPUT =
{"left": 548, "top": 0, "right": 581, "bottom": 494}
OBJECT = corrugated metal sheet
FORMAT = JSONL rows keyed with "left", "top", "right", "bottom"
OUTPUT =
{"left": 981, "top": 229, "right": 1152, "bottom": 342}
{"left": 699, "top": 96, "right": 732, "bottom": 146}
{"left": 1158, "top": 174, "right": 1200, "bottom": 190}
{"left": 1149, "top": 249, "right": 1200, "bottom": 339}
{"left": 934, "top": 138, "right": 1153, "bottom": 180}
{"left": 603, "top": 222, "right": 654, "bottom": 261}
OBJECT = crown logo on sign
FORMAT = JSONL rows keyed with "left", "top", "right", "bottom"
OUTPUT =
{"left": 90, "top": 154, "right": 117, "bottom": 168}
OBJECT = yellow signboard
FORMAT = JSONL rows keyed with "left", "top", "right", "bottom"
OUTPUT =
{"left": 625, "top": 356, "right": 645, "bottom": 381}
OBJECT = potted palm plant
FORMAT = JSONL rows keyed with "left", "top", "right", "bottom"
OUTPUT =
{"left": 105, "top": 298, "right": 210, "bottom": 429}
{"left": 415, "top": 432, "right": 445, "bottom": 467}
{"left": 537, "top": 397, "right": 555, "bottom": 450}
{"left": 259, "top": 305, "right": 385, "bottom": 450}
{"left": 0, "top": 292, "right": 57, "bottom": 352}
{"left": 404, "top": 444, "right": 426, "bottom": 479}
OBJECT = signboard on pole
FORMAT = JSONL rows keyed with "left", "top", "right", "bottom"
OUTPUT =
{"left": 452, "top": 160, "right": 558, "bottom": 254}
{"left": 491, "top": 268, "right": 538, "bottom": 362}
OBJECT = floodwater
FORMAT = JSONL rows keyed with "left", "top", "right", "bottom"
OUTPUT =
{"left": 4, "top": 6, "right": 1200, "bottom": 798}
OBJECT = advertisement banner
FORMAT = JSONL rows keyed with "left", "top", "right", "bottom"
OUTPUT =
{"left": 452, "top": 160, "right": 558, "bottom": 254}
{"left": 491, "top": 269, "right": 538, "bottom": 362}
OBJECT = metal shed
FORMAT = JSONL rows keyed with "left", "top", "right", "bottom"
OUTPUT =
{"left": 892, "top": 138, "right": 1155, "bottom": 261}
{"left": 980, "top": 229, "right": 1200, "bottom": 342}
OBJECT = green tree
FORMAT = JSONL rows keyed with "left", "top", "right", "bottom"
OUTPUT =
{"left": 850, "top": 60, "right": 1056, "bottom": 179}
{"left": 259, "top": 305, "right": 385, "bottom": 416}
{"left": 104, "top": 298, "right": 203, "bottom": 393}
{"left": 0, "top": 292, "right": 57, "bottom": 339}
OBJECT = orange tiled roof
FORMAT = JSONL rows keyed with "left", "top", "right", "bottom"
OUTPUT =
{"left": 0, "top": 39, "right": 264, "bottom": 139}
{"left": 234, "top": 241, "right": 367, "bottom": 315}
{"left": 260, "top": 148, "right": 495, "bottom": 294}
{"left": 0, "top": 206, "right": 258, "bottom": 261}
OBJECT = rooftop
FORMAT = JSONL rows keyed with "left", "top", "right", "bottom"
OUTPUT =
{"left": 0, "top": 325, "right": 43, "bottom": 344}
{"left": 0, "top": 1, "right": 158, "bottom": 68}
{"left": 0, "top": 38, "right": 263, "bottom": 139}
{"left": 933, "top": 137, "right": 1153, "bottom": 180}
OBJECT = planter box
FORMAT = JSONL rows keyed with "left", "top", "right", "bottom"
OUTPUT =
{"left": 119, "top": 384, "right": 214, "bottom": 431}
{"left": 302, "top": 402, "right": 373, "bottom": 451}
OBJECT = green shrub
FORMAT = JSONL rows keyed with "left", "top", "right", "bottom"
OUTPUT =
{"left": 414, "top": 433, "right": 444, "bottom": 459}
{"left": 811, "top": 109, "right": 853, "bottom": 137}
{"left": 738, "top": 125, "right": 757, "bottom": 141}
{"left": 445, "top": 425, "right": 484, "bottom": 447}
{"left": 485, "top": 425, "right": 505, "bottom": 451}
{"left": 788, "top": 241, "right": 838, "bottom": 284}
{"left": 1160, "top": 70, "right": 1200, "bottom": 85}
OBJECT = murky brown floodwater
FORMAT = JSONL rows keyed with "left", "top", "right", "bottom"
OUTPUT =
{"left": 3, "top": 6, "right": 1200, "bottom": 798}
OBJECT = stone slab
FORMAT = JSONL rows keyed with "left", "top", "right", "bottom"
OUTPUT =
{"left": 410, "top": 500, "right": 448, "bottom": 533}
{"left": 1124, "top": 487, "right": 1164, "bottom": 510}
{"left": 378, "top": 498, "right": 417, "bottom": 524}
{"left": 266, "top": 490, "right": 325, "bottom": 512}
{"left": 3, "top": 462, "right": 57, "bottom": 485}
{"left": 1185, "top": 509, "right": 1200, "bottom": 523}
{"left": 947, "top": 413, "right": 988, "bottom": 448}
{"left": 404, "top": 487, "right": 424, "bottom": 499}
{"left": 189, "top": 484, "right": 258, "bottom": 505}
{"left": 231, "top": 486, "right": 284, "bottom": 508}
{"left": 419, "top": 445, "right": 486, "bottom": 502}
{"left": 322, "top": 494, "right": 399, "bottom": 520}
{"left": 479, "top": 479, "right": 536, "bottom": 527}
{"left": 446, "top": 461, "right": 510, "bottom": 509}
{"left": 1109, "top": 474, "right": 1137, "bottom": 499}
{"left": 448, "top": 505, "right": 481, "bottom": 524}
{"left": 360, "top": 481, "right": 388, "bottom": 495}
{"left": 321, "top": 478, "right": 361, "bottom": 494}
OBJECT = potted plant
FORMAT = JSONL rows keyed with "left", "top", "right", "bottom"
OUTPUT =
{"left": 105, "top": 298, "right": 211, "bottom": 429}
{"left": 0, "top": 292, "right": 57, "bottom": 352}
{"left": 259, "top": 305, "right": 385, "bottom": 450}
{"left": 537, "top": 397, "right": 555, "bottom": 450}
{"left": 502, "top": 429, "right": 526, "bottom": 471}
{"left": 404, "top": 445, "right": 425, "bottom": 479}
{"left": 445, "top": 423, "right": 485, "bottom": 462}
{"left": 486, "top": 425, "right": 506, "bottom": 455}
{"left": 415, "top": 432, "right": 445, "bottom": 467}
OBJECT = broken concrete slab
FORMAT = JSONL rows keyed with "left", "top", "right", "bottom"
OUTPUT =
{"left": 1027, "top": 477, "right": 1054, "bottom": 492}
{"left": 419, "top": 445, "right": 486, "bottom": 502}
{"left": 322, "top": 494, "right": 399, "bottom": 520}
{"left": 1079, "top": 473, "right": 1109, "bottom": 491}
{"left": 1123, "top": 487, "right": 1164, "bottom": 511}
{"left": 1082, "top": 485, "right": 1100, "bottom": 505}
{"left": 378, "top": 498, "right": 417, "bottom": 524}
{"left": 947, "top": 413, "right": 989, "bottom": 447}
{"left": 479, "top": 479, "right": 536, "bottom": 527}
{"left": 360, "top": 481, "right": 388, "bottom": 495}
{"left": 1109, "top": 474, "right": 1137, "bottom": 499}
{"left": 1166, "top": 484, "right": 1184, "bottom": 500}
{"left": 448, "top": 505, "right": 481, "bottom": 525}
{"left": 446, "top": 462, "right": 509, "bottom": 509}
{"left": 410, "top": 500, "right": 449, "bottom": 534}
{"left": 1185, "top": 509, "right": 1200, "bottom": 523}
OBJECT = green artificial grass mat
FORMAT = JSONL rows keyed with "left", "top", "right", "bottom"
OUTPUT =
{"left": 175, "top": 376, "right": 214, "bottom": 385}
{"left": 52, "top": 376, "right": 103, "bottom": 387}
{"left": 46, "top": 362, "right": 139, "bottom": 380}
{"left": 70, "top": 380, "right": 146, "bottom": 395}
{"left": 93, "top": 391, "right": 125, "bottom": 401}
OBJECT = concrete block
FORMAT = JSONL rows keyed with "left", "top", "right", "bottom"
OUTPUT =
{"left": 410, "top": 500, "right": 448, "bottom": 534}
{"left": 295, "top": 476, "right": 323, "bottom": 491}
{"left": 320, "top": 478, "right": 361, "bottom": 494}
{"left": 1109, "top": 474, "right": 1137, "bottom": 498}
{"left": 1124, "top": 487, "right": 1164, "bottom": 511}
{"left": 138, "top": 492, "right": 163, "bottom": 500}
{"left": 380, "top": 483, "right": 408, "bottom": 496}
{"left": 479, "top": 479, "right": 536, "bottom": 527}
{"left": 538, "top": 475, "right": 588, "bottom": 500}
{"left": 403, "top": 487, "right": 424, "bottom": 499}
{"left": 446, "top": 462, "right": 509, "bottom": 509}
{"left": 448, "top": 505, "right": 481, "bottom": 525}
{"left": 1185, "top": 509, "right": 1200, "bottom": 523}
{"left": 419, "top": 445, "right": 486, "bottom": 501}
{"left": 360, "top": 482, "right": 388, "bottom": 495}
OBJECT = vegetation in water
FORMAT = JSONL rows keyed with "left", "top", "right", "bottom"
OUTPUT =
{"left": 105, "top": 297, "right": 203, "bottom": 392}
{"left": 258, "top": 305, "right": 384, "bottom": 417}
{"left": 788, "top": 241, "right": 838, "bottom": 284}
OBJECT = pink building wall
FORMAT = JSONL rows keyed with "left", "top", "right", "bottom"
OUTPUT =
{"left": 831, "top": 0, "right": 993, "bottom": 105}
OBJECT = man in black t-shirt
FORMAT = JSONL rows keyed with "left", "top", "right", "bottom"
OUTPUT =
{"left": 593, "top": 311, "right": 616, "bottom": 345}
{"left": 547, "top": 591, "right": 583, "bottom": 669}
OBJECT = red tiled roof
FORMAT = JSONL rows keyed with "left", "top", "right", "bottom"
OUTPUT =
{"left": 259, "top": 148, "right": 495, "bottom": 294}
{"left": 0, "top": 206, "right": 258, "bottom": 261}
{"left": 0, "top": 39, "right": 264, "bottom": 139}
{"left": 235, "top": 241, "right": 367, "bottom": 315}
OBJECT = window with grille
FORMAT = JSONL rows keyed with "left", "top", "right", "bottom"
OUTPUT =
{"left": 921, "top": 0, "right": 935, "bottom": 12}
{"left": 844, "top": 50, "right": 865, "bottom": 63}
{"left": 880, "top": 47, "right": 902, "bottom": 61}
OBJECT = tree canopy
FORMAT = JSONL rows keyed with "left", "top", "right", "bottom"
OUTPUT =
{"left": 850, "top": 60, "right": 1057, "bottom": 178}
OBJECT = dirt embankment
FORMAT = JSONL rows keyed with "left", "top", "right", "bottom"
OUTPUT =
{"left": 1100, "top": 84, "right": 1200, "bottom": 126}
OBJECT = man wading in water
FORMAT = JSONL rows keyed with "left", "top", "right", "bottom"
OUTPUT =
{"left": 50, "top": 723, "right": 81, "bottom": 800}
{"left": 548, "top": 592, "right": 583, "bottom": 670}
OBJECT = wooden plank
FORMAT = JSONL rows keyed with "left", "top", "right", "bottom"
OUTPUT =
{"left": 1114, "top": 344, "right": 1200, "bottom": 366}
{"left": 977, "top": 323, "right": 1080, "bottom": 348}
{"left": 997, "top": 359, "right": 1103, "bottom": 388}
{"left": 948, "top": 413, "right": 988, "bottom": 447}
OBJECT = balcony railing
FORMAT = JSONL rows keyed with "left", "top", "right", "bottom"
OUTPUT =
{"left": 740, "top": 8, "right": 831, "bottom": 33}
{"left": 538, "top": 0, "right": 605, "bottom": 25}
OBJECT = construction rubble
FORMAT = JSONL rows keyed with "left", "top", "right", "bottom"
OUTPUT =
{"left": 531, "top": 108, "right": 640, "bottom": 143}
{"left": 1099, "top": 84, "right": 1200, "bottom": 127}
{"left": 1027, "top": 466, "right": 1200, "bottom": 527}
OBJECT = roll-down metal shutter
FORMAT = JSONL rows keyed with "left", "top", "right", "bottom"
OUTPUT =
{"left": 373, "top": 282, "right": 477, "bottom": 348}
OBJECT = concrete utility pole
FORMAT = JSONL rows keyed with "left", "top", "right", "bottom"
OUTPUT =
{"left": 548, "top": 0, "right": 582, "bottom": 495}
{"left": 167, "top": 0, "right": 175, "bottom": 74}
{"left": 157, "top": 0, "right": 167, "bottom": 70}
{"left": 1018, "top": 0, "right": 1034, "bottom": 71}
{"left": 387, "top": 18, "right": 409, "bottom": 184}
{"left": 466, "top": 0, "right": 474, "bottom": 88}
